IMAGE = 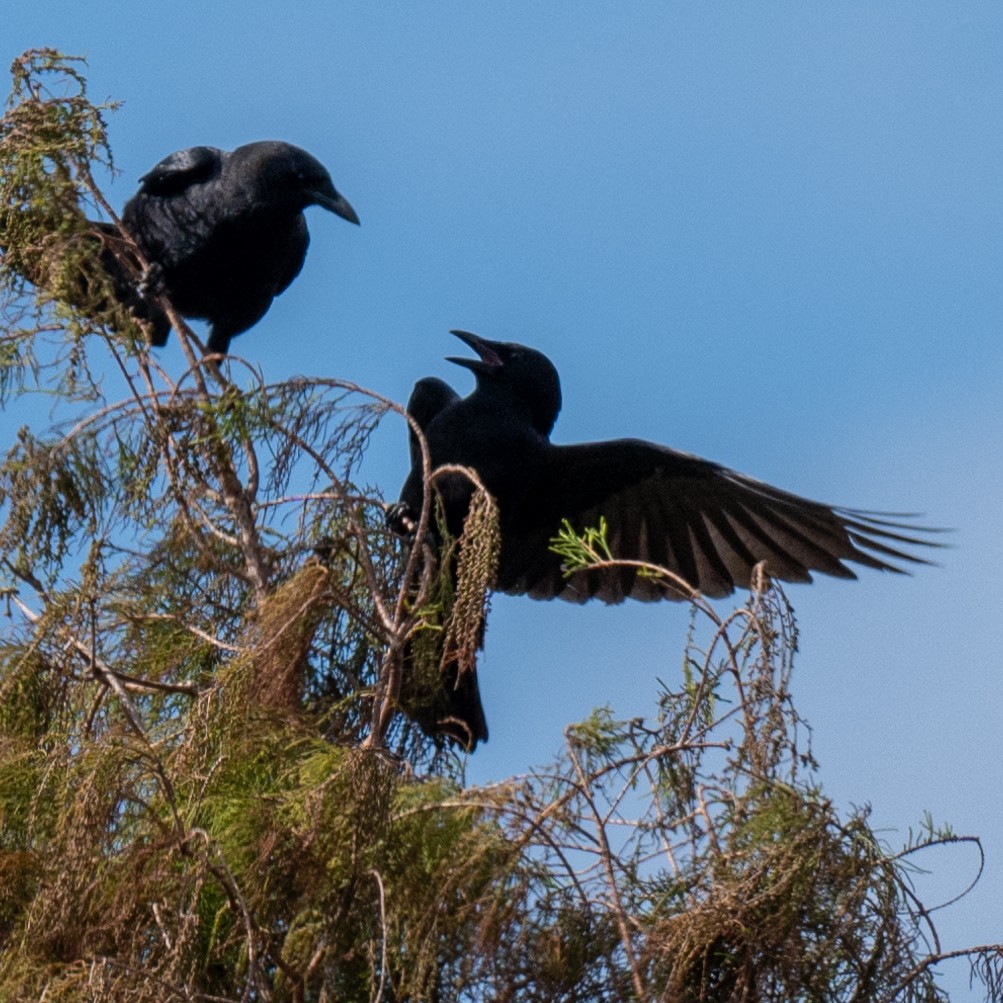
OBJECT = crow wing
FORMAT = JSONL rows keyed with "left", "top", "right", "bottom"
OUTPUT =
{"left": 499, "top": 438, "right": 939, "bottom": 603}
{"left": 137, "top": 146, "right": 222, "bottom": 196}
{"left": 407, "top": 377, "right": 461, "bottom": 469}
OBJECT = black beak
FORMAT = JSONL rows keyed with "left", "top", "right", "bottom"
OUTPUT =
{"left": 315, "top": 189, "right": 360, "bottom": 225}
{"left": 446, "top": 330, "right": 504, "bottom": 373}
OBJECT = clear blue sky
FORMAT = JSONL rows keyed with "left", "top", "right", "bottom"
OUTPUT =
{"left": 7, "top": 4, "right": 1003, "bottom": 995}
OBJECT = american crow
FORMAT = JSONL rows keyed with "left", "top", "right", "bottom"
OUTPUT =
{"left": 120, "top": 141, "right": 359, "bottom": 353}
{"left": 392, "top": 330, "right": 941, "bottom": 747}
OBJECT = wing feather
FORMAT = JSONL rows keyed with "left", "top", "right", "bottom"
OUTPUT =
{"left": 496, "top": 438, "right": 941, "bottom": 603}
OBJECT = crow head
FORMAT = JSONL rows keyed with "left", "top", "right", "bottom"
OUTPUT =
{"left": 238, "top": 141, "right": 359, "bottom": 224}
{"left": 447, "top": 329, "right": 562, "bottom": 436}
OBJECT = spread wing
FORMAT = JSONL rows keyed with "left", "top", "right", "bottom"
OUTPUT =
{"left": 498, "top": 438, "right": 942, "bottom": 603}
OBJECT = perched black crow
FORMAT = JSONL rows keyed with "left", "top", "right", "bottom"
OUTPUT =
{"left": 392, "top": 330, "right": 942, "bottom": 747}
{"left": 120, "top": 140, "right": 359, "bottom": 353}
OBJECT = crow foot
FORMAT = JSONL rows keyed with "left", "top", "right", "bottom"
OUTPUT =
{"left": 138, "top": 261, "right": 166, "bottom": 300}
{"left": 385, "top": 501, "right": 418, "bottom": 539}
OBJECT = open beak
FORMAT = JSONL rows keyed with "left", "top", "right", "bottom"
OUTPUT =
{"left": 446, "top": 329, "right": 504, "bottom": 373}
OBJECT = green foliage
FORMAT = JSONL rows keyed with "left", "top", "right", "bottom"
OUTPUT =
{"left": 0, "top": 47, "right": 1000, "bottom": 1003}
{"left": 552, "top": 515, "right": 613, "bottom": 571}
{"left": 0, "top": 49, "right": 147, "bottom": 402}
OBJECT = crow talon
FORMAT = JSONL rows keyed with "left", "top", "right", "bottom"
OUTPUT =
{"left": 386, "top": 501, "right": 418, "bottom": 538}
{"left": 137, "top": 261, "right": 166, "bottom": 300}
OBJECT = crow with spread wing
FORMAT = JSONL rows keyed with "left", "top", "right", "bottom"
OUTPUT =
{"left": 391, "top": 330, "right": 942, "bottom": 748}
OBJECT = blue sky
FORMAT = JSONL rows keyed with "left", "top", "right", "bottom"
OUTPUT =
{"left": 7, "top": 3, "right": 1003, "bottom": 995}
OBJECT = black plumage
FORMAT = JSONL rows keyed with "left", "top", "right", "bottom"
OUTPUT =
{"left": 405, "top": 377, "right": 461, "bottom": 472}
{"left": 393, "top": 330, "right": 942, "bottom": 746}
{"left": 120, "top": 140, "right": 359, "bottom": 353}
